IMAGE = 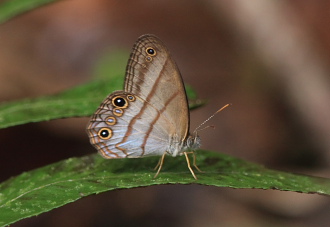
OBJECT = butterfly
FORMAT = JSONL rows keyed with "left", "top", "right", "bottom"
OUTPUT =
{"left": 87, "top": 34, "right": 229, "bottom": 179}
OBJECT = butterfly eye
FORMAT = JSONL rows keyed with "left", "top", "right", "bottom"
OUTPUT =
{"left": 112, "top": 96, "right": 128, "bottom": 108}
{"left": 146, "top": 47, "right": 156, "bottom": 56}
{"left": 105, "top": 116, "right": 116, "bottom": 125}
{"left": 98, "top": 128, "right": 112, "bottom": 140}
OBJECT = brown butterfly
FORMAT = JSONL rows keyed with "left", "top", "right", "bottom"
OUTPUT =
{"left": 87, "top": 34, "right": 229, "bottom": 179}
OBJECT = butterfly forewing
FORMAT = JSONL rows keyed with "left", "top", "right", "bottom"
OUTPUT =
{"left": 124, "top": 35, "right": 190, "bottom": 140}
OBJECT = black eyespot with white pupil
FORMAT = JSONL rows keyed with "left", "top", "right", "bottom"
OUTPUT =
{"left": 100, "top": 130, "right": 109, "bottom": 138}
{"left": 98, "top": 128, "right": 112, "bottom": 140}
{"left": 114, "top": 97, "right": 126, "bottom": 107}
{"left": 147, "top": 48, "right": 154, "bottom": 55}
{"left": 146, "top": 47, "right": 156, "bottom": 56}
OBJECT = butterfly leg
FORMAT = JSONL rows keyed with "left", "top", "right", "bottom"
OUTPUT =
{"left": 190, "top": 152, "right": 203, "bottom": 173}
{"left": 184, "top": 152, "right": 198, "bottom": 180}
{"left": 153, "top": 156, "right": 162, "bottom": 171}
{"left": 184, "top": 151, "right": 203, "bottom": 172}
{"left": 154, "top": 152, "right": 166, "bottom": 178}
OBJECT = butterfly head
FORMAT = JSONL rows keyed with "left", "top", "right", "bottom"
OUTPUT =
{"left": 186, "top": 134, "right": 201, "bottom": 151}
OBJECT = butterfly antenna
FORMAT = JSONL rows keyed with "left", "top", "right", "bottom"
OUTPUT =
{"left": 196, "top": 125, "right": 216, "bottom": 132}
{"left": 194, "top": 103, "right": 231, "bottom": 133}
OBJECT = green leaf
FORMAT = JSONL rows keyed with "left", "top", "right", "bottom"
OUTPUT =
{"left": 0, "top": 0, "right": 57, "bottom": 24}
{"left": 1, "top": 150, "right": 329, "bottom": 226}
{"left": 0, "top": 79, "right": 201, "bottom": 129}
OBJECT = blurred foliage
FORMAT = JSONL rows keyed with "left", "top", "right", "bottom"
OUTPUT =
{"left": 0, "top": 0, "right": 57, "bottom": 24}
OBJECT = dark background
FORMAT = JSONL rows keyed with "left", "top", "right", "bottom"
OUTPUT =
{"left": 1, "top": 1, "right": 330, "bottom": 226}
